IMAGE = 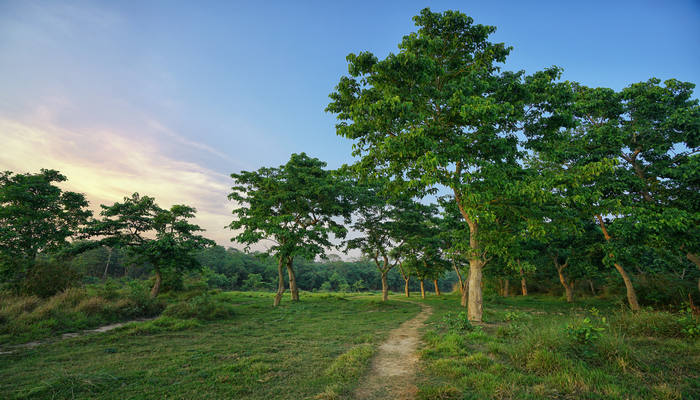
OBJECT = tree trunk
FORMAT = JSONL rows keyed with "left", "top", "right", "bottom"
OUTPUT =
{"left": 595, "top": 214, "right": 640, "bottom": 311}
{"left": 103, "top": 247, "right": 112, "bottom": 280}
{"left": 460, "top": 279, "right": 468, "bottom": 307}
{"left": 520, "top": 269, "right": 528, "bottom": 296}
{"left": 273, "top": 258, "right": 286, "bottom": 307}
{"left": 420, "top": 280, "right": 425, "bottom": 299}
{"left": 555, "top": 259, "right": 573, "bottom": 303}
{"left": 150, "top": 270, "right": 162, "bottom": 298}
{"left": 433, "top": 279, "right": 441, "bottom": 296}
{"left": 614, "top": 262, "right": 640, "bottom": 311}
{"left": 503, "top": 279, "right": 510, "bottom": 297}
{"left": 453, "top": 187, "right": 485, "bottom": 321}
{"left": 588, "top": 279, "right": 596, "bottom": 296}
{"left": 286, "top": 259, "right": 299, "bottom": 302}
{"left": 404, "top": 278, "right": 410, "bottom": 297}
{"left": 381, "top": 272, "right": 389, "bottom": 302}
{"left": 453, "top": 259, "right": 464, "bottom": 295}
{"left": 467, "top": 260, "right": 484, "bottom": 321}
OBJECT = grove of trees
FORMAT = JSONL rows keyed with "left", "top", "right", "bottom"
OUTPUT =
{"left": 1, "top": 9, "right": 697, "bottom": 321}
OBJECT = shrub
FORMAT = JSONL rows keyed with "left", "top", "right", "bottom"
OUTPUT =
{"left": 441, "top": 311, "right": 474, "bottom": 332}
{"left": 21, "top": 260, "right": 80, "bottom": 298}
{"left": 566, "top": 317, "right": 606, "bottom": 345}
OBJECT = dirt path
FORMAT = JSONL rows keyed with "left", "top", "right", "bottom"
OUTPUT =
{"left": 0, "top": 318, "right": 155, "bottom": 355}
{"left": 354, "top": 302, "right": 432, "bottom": 400}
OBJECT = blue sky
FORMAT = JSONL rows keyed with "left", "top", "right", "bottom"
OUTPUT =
{"left": 1, "top": 0, "right": 698, "bottom": 247}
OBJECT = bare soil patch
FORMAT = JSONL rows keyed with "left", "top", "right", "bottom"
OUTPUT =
{"left": 354, "top": 302, "right": 432, "bottom": 400}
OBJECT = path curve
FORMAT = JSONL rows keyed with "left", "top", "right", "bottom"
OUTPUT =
{"left": 354, "top": 301, "right": 432, "bottom": 400}
{"left": 0, "top": 318, "right": 156, "bottom": 355}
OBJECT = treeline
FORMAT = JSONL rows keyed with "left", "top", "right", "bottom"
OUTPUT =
{"left": 71, "top": 245, "right": 458, "bottom": 294}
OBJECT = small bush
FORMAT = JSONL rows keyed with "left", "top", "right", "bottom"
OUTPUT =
{"left": 566, "top": 317, "right": 606, "bottom": 345}
{"left": 22, "top": 260, "right": 80, "bottom": 298}
{"left": 441, "top": 311, "right": 474, "bottom": 332}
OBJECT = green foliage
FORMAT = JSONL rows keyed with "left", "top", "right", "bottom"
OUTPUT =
{"left": 440, "top": 311, "right": 474, "bottom": 333}
{"left": 0, "top": 169, "right": 91, "bottom": 287}
{"left": 20, "top": 260, "right": 80, "bottom": 298}
{"left": 566, "top": 317, "right": 606, "bottom": 345}
{"left": 241, "top": 273, "right": 266, "bottom": 291}
{"left": 92, "top": 193, "right": 214, "bottom": 296}
{"left": 229, "top": 153, "right": 352, "bottom": 263}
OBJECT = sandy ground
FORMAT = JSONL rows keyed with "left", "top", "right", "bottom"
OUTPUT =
{"left": 354, "top": 302, "right": 432, "bottom": 400}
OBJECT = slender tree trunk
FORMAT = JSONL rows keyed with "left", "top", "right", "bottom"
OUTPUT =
{"left": 596, "top": 214, "right": 640, "bottom": 311}
{"left": 273, "top": 257, "right": 286, "bottom": 307}
{"left": 614, "top": 262, "right": 640, "bottom": 310}
{"left": 460, "top": 280, "right": 468, "bottom": 307}
{"left": 103, "top": 247, "right": 112, "bottom": 280}
{"left": 420, "top": 280, "right": 425, "bottom": 299}
{"left": 433, "top": 279, "right": 441, "bottom": 296}
{"left": 381, "top": 272, "right": 389, "bottom": 302}
{"left": 520, "top": 269, "right": 528, "bottom": 296}
{"left": 150, "top": 270, "right": 162, "bottom": 298}
{"left": 286, "top": 259, "right": 299, "bottom": 301}
{"left": 555, "top": 258, "right": 573, "bottom": 302}
{"left": 589, "top": 279, "right": 596, "bottom": 296}
{"left": 503, "top": 279, "right": 510, "bottom": 297}
{"left": 398, "top": 262, "right": 410, "bottom": 297}
{"left": 453, "top": 259, "right": 464, "bottom": 295}
{"left": 467, "top": 260, "right": 484, "bottom": 321}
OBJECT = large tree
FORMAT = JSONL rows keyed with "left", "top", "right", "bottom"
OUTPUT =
{"left": 526, "top": 78, "right": 699, "bottom": 309}
{"left": 327, "top": 8, "right": 549, "bottom": 321}
{"left": 93, "top": 193, "right": 214, "bottom": 297}
{"left": 229, "top": 153, "right": 352, "bottom": 306}
{"left": 0, "top": 169, "right": 91, "bottom": 287}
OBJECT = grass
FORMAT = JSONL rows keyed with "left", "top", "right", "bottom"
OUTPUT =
{"left": 0, "top": 282, "right": 163, "bottom": 345}
{"left": 414, "top": 293, "right": 700, "bottom": 400}
{"left": 3, "top": 288, "right": 698, "bottom": 399}
{"left": 0, "top": 291, "right": 420, "bottom": 399}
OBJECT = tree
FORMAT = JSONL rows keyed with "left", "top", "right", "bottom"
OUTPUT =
{"left": 93, "top": 193, "right": 214, "bottom": 297}
{"left": 229, "top": 153, "right": 352, "bottom": 306}
{"left": 328, "top": 8, "right": 552, "bottom": 321}
{"left": 0, "top": 169, "right": 91, "bottom": 288}
{"left": 526, "top": 78, "right": 699, "bottom": 309}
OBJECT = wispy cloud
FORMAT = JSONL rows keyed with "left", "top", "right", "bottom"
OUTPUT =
{"left": 0, "top": 117, "right": 238, "bottom": 247}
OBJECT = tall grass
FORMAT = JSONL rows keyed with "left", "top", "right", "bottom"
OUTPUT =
{"left": 0, "top": 282, "right": 163, "bottom": 345}
{"left": 417, "top": 294, "right": 700, "bottom": 399}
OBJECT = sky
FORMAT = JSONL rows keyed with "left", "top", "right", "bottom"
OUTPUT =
{"left": 1, "top": 0, "right": 699, "bottom": 251}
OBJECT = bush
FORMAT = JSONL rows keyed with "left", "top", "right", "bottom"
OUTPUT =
{"left": 566, "top": 317, "right": 606, "bottom": 345}
{"left": 441, "top": 311, "right": 474, "bottom": 333}
{"left": 21, "top": 260, "right": 80, "bottom": 297}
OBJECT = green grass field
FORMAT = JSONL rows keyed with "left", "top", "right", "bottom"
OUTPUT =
{"left": 0, "top": 291, "right": 419, "bottom": 399}
{"left": 416, "top": 293, "right": 700, "bottom": 399}
{"left": 2, "top": 290, "right": 698, "bottom": 399}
